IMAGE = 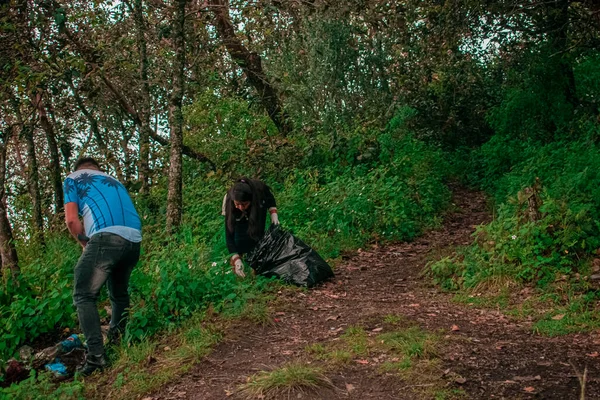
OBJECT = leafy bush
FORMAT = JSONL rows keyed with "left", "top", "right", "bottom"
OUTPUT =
{"left": 433, "top": 138, "right": 600, "bottom": 291}
{"left": 0, "top": 237, "right": 79, "bottom": 361}
{"left": 278, "top": 133, "right": 450, "bottom": 258}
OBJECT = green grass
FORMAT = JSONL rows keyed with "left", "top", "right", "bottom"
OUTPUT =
{"left": 450, "top": 276, "right": 600, "bottom": 336}
{"left": 174, "top": 325, "right": 222, "bottom": 361}
{"left": 238, "top": 300, "right": 274, "bottom": 327}
{"left": 434, "top": 388, "right": 467, "bottom": 399}
{"left": 383, "top": 314, "right": 404, "bottom": 325}
{"left": 381, "top": 358, "right": 412, "bottom": 371}
{"left": 340, "top": 326, "right": 369, "bottom": 357}
{"left": 237, "top": 363, "right": 333, "bottom": 400}
{"left": 453, "top": 290, "right": 510, "bottom": 310}
{"left": 112, "top": 339, "right": 158, "bottom": 366}
{"left": 378, "top": 326, "right": 438, "bottom": 359}
{"left": 305, "top": 343, "right": 353, "bottom": 366}
{"left": 532, "top": 297, "right": 600, "bottom": 336}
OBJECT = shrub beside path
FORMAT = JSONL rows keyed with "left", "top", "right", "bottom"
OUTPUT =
{"left": 150, "top": 188, "right": 600, "bottom": 399}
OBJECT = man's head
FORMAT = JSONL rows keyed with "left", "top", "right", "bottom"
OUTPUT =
{"left": 73, "top": 157, "right": 101, "bottom": 172}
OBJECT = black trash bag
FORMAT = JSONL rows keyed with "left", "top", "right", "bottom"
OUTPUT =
{"left": 246, "top": 225, "right": 334, "bottom": 287}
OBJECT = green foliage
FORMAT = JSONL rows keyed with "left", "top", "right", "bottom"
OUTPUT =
{"left": 0, "top": 237, "right": 79, "bottom": 362}
{"left": 431, "top": 51, "right": 600, "bottom": 334}
{"left": 279, "top": 133, "right": 450, "bottom": 259}
{"left": 434, "top": 139, "right": 600, "bottom": 293}
{"left": 378, "top": 327, "right": 438, "bottom": 359}
{"left": 486, "top": 48, "right": 575, "bottom": 142}
{"left": 183, "top": 91, "right": 298, "bottom": 180}
{"left": 267, "top": 16, "right": 395, "bottom": 132}
{"left": 0, "top": 370, "right": 84, "bottom": 400}
{"left": 532, "top": 292, "right": 600, "bottom": 336}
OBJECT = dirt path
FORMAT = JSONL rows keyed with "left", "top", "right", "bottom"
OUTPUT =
{"left": 150, "top": 189, "right": 600, "bottom": 400}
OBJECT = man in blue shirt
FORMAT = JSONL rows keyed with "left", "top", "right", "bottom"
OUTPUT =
{"left": 64, "top": 157, "right": 142, "bottom": 376}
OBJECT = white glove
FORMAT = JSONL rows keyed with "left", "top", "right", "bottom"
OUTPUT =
{"left": 269, "top": 208, "right": 279, "bottom": 225}
{"left": 231, "top": 255, "right": 245, "bottom": 278}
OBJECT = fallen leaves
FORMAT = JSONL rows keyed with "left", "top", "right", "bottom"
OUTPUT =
{"left": 345, "top": 383, "right": 356, "bottom": 393}
{"left": 355, "top": 359, "right": 369, "bottom": 365}
{"left": 551, "top": 314, "right": 565, "bottom": 320}
{"left": 523, "top": 386, "right": 535, "bottom": 393}
{"left": 513, "top": 375, "right": 541, "bottom": 382}
{"left": 587, "top": 352, "right": 599, "bottom": 357}
{"left": 451, "top": 324, "right": 460, "bottom": 332}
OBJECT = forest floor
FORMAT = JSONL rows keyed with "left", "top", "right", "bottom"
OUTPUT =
{"left": 142, "top": 188, "right": 600, "bottom": 400}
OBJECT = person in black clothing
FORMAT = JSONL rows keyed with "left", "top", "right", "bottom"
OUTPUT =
{"left": 222, "top": 178, "right": 279, "bottom": 277}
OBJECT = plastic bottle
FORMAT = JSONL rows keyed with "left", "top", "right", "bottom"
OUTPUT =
{"left": 60, "top": 334, "right": 82, "bottom": 353}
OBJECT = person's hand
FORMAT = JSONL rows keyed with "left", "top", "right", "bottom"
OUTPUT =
{"left": 233, "top": 258, "right": 245, "bottom": 277}
{"left": 77, "top": 234, "right": 89, "bottom": 249}
{"left": 269, "top": 208, "right": 279, "bottom": 225}
{"left": 231, "top": 254, "right": 245, "bottom": 278}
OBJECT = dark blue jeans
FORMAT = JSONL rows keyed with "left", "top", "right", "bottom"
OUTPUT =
{"left": 73, "top": 232, "right": 140, "bottom": 356}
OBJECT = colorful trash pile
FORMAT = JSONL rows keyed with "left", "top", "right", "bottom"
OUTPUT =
{"left": 1, "top": 334, "right": 85, "bottom": 386}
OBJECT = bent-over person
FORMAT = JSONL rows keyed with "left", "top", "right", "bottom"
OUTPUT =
{"left": 63, "top": 157, "right": 142, "bottom": 376}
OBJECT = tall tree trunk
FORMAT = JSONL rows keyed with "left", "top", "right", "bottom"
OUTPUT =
{"left": 209, "top": 0, "right": 293, "bottom": 135}
{"left": 132, "top": 0, "right": 151, "bottom": 194}
{"left": 166, "top": 0, "right": 186, "bottom": 233}
{"left": 119, "top": 118, "right": 134, "bottom": 185}
{"left": 32, "top": 90, "right": 63, "bottom": 213}
{"left": 12, "top": 98, "right": 45, "bottom": 245}
{"left": 0, "top": 126, "right": 20, "bottom": 282}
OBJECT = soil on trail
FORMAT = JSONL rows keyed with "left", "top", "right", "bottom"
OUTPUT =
{"left": 151, "top": 188, "right": 600, "bottom": 400}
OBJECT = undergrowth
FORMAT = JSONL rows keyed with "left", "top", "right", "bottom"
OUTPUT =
{"left": 1, "top": 132, "right": 450, "bottom": 396}
{"left": 431, "top": 137, "right": 600, "bottom": 334}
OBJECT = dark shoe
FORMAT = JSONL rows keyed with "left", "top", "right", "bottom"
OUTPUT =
{"left": 106, "top": 327, "right": 122, "bottom": 346}
{"left": 76, "top": 353, "right": 106, "bottom": 377}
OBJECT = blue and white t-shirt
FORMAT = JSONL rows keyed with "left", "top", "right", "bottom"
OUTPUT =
{"left": 63, "top": 169, "right": 142, "bottom": 243}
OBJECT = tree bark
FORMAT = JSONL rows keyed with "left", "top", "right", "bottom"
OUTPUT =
{"left": 119, "top": 118, "right": 134, "bottom": 184}
{"left": 209, "top": 0, "right": 293, "bottom": 135}
{"left": 32, "top": 90, "right": 63, "bottom": 213}
{"left": 11, "top": 98, "right": 45, "bottom": 245}
{"left": 132, "top": 0, "right": 151, "bottom": 194}
{"left": 166, "top": 0, "right": 186, "bottom": 233}
{"left": 0, "top": 126, "right": 20, "bottom": 281}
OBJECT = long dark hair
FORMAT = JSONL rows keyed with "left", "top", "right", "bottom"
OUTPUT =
{"left": 225, "top": 178, "right": 269, "bottom": 240}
